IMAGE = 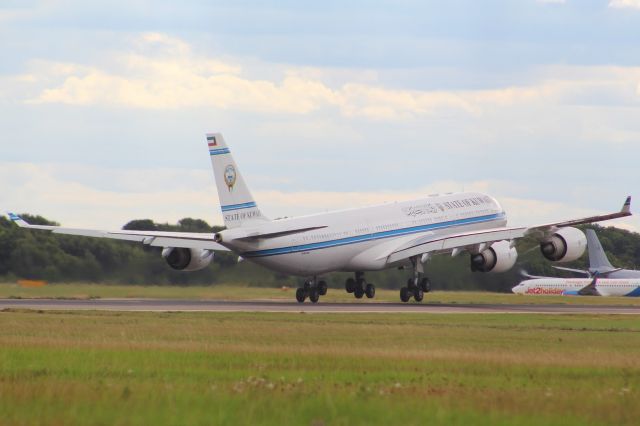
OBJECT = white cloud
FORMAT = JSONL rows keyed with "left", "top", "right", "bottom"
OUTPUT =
{"left": 5, "top": 33, "right": 636, "bottom": 122}
{"left": 609, "top": 0, "right": 640, "bottom": 9}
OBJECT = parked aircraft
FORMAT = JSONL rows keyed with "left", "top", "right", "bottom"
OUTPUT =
{"left": 513, "top": 229, "right": 640, "bottom": 297}
{"left": 552, "top": 229, "right": 640, "bottom": 279}
{"left": 512, "top": 277, "right": 640, "bottom": 297}
{"left": 8, "top": 133, "right": 633, "bottom": 303}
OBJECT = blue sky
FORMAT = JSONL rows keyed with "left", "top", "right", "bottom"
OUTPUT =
{"left": 1, "top": 0, "right": 639, "bottom": 230}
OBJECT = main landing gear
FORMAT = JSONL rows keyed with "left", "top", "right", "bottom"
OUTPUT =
{"left": 296, "top": 277, "right": 328, "bottom": 304}
{"left": 344, "top": 272, "right": 376, "bottom": 299}
{"left": 399, "top": 256, "right": 431, "bottom": 303}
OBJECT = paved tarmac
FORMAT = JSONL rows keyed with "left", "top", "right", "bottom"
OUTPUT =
{"left": 1, "top": 298, "right": 640, "bottom": 314}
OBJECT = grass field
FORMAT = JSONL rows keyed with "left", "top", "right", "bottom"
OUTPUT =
{"left": 1, "top": 310, "right": 639, "bottom": 425}
{"left": 2, "top": 282, "right": 640, "bottom": 306}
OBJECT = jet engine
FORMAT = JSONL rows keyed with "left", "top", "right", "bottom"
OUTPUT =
{"left": 470, "top": 240, "right": 518, "bottom": 273}
{"left": 162, "top": 247, "right": 214, "bottom": 271}
{"left": 539, "top": 227, "right": 586, "bottom": 263}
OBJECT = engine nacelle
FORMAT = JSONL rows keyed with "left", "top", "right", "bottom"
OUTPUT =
{"left": 540, "top": 227, "right": 586, "bottom": 263}
{"left": 163, "top": 248, "right": 214, "bottom": 272}
{"left": 470, "top": 240, "right": 518, "bottom": 273}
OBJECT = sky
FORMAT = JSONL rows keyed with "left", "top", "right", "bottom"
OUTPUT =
{"left": 1, "top": 0, "right": 639, "bottom": 231}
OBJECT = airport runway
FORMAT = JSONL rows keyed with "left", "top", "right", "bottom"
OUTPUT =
{"left": 2, "top": 298, "right": 640, "bottom": 314}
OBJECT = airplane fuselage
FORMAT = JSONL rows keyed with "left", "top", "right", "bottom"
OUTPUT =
{"left": 513, "top": 278, "right": 640, "bottom": 297}
{"left": 220, "top": 192, "right": 506, "bottom": 276}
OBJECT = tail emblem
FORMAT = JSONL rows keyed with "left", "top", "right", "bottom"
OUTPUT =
{"left": 207, "top": 135, "right": 218, "bottom": 147}
{"left": 224, "top": 165, "right": 237, "bottom": 191}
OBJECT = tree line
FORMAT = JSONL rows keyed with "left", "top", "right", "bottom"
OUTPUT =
{"left": 1, "top": 214, "right": 639, "bottom": 292}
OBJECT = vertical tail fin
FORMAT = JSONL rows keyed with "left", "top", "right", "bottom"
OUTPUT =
{"left": 586, "top": 229, "right": 614, "bottom": 271}
{"left": 206, "top": 133, "right": 269, "bottom": 229}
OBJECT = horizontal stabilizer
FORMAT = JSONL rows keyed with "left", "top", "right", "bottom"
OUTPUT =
{"left": 551, "top": 265, "right": 623, "bottom": 277}
{"left": 519, "top": 270, "right": 547, "bottom": 279}
{"left": 551, "top": 266, "right": 591, "bottom": 277}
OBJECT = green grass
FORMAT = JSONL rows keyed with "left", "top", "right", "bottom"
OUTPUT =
{"left": 2, "top": 282, "right": 640, "bottom": 305}
{"left": 1, "top": 310, "right": 639, "bottom": 425}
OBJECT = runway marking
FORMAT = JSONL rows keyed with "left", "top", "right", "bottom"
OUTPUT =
{"left": 2, "top": 299, "right": 640, "bottom": 314}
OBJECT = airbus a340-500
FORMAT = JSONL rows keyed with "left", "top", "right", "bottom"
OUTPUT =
{"left": 9, "top": 133, "right": 632, "bottom": 303}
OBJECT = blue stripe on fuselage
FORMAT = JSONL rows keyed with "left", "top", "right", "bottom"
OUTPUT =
{"left": 221, "top": 202, "right": 257, "bottom": 212}
{"left": 242, "top": 212, "right": 505, "bottom": 258}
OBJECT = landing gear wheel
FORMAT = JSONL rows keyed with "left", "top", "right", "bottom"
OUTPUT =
{"left": 400, "top": 287, "right": 411, "bottom": 303}
{"left": 296, "top": 288, "right": 307, "bottom": 303}
{"left": 318, "top": 281, "right": 328, "bottom": 296}
{"left": 345, "top": 278, "right": 356, "bottom": 293}
{"left": 308, "top": 288, "right": 320, "bottom": 303}
{"left": 413, "top": 287, "right": 424, "bottom": 302}
{"left": 419, "top": 277, "right": 431, "bottom": 293}
{"left": 354, "top": 286, "right": 365, "bottom": 299}
{"left": 365, "top": 283, "right": 376, "bottom": 299}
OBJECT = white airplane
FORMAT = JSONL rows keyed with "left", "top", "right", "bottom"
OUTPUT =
{"left": 512, "top": 277, "right": 640, "bottom": 297}
{"left": 8, "top": 133, "right": 633, "bottom": 304}
{"left": 552, "top": 228, "right": 640, "bottom": 279}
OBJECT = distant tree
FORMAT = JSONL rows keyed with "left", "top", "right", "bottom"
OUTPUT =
{"left": 2, "top": 214, "right": 640, "bottom": 291}
{"left": 177, "top": 218, "right": 213, "bottom": 233}
{"left": 123, "top": 219, "right": 157, "bottom": 231}
{"left": 20, "top": 214, "right": 59, "bottom": 226}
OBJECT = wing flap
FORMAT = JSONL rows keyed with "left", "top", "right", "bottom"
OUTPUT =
{"left": 233, "top": 226, "right": 328, "bottom": 241}
{"left": 387, "top": 227, "right": 527, "bottom": 264}
{"left": 53, "top": 228, "right": 123, "bottom": 239}
{"left": 148, "top": 237, "right": 224, "bottom": 250}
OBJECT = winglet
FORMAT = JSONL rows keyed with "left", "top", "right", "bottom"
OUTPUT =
{"left": 7, "top": 212, "right": 29, "bottom": 227}
{"left": 621, "top": 196, "right": 632, "bottom": 215}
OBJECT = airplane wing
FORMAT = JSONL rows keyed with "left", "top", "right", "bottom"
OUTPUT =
{"left": 535, "top": 195, "right": 631, "bottom": 229}
{"left": 7, "top": 213, "right": 230, "bottom": 251}
{"left": 386, "top": 196, "right": 631, "bottom": 264}
{"left": 577, "top": 277, "right": 600, "bottom": 296}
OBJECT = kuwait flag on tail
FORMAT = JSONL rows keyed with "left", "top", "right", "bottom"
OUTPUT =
{"left": 207, "top": 135, "right": 217, "bottom": 147}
